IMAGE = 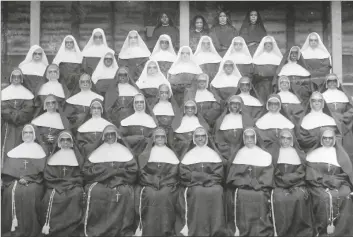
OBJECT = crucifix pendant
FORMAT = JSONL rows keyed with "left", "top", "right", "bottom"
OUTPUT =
{"left": 62, "top": 167, "right": 67, "bottom": 176}
{"left": 157, "top": 163, "right": 161, "bottom": 168}
{"left": 13, "top": 100, "right": 18, "bottom": 108}
{"left": 140, "top": 127, "right": 144, "bottom": 135}
{"left": 333, "top": 102, "right": 337, "bottom": 111}
{"left": 248, "top": 166, "right": 253, "bottom": 176}
{"left": 233, "top": 129, "right": 237, "bottom": 137}
{"left": 23, "top": 160, "right": 28, "bottom": 170}
{"left": 328, "top": 163, "right": 331, "bottom": 172}
{"left": 111, "top": 162, "right": 115, "bottom": 167}
{"left": 201, "top": 163, "right": 204, "bottom": 172}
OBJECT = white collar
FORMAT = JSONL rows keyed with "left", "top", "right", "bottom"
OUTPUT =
{"left": 277, "top": 91, "right": 301, "bottom": 104}
{"left": 211, "top": 73, "right": 241, "bottom": 88}
{"left": 91, "top": 54, "right": 118, "bottom": 84}
{"left": 195, "top": 89, "right": 216, "bottom": 102}
{"left": 37, "top": 80, "right": 66, "bottom": 98}
{"left": 136, "top": 61, "right": 171, "bottom": 89}
{"left": 52, "top": 35, "right": 83, "bottom": 65}
{"left": 175, "top": 115, "right": 202, "bottom": 133}
{"left": 253, "top": 51, "right": 282, "bottom": 65}
{"left": 1, "top": 84, "right": 34, "bottom": 101}
{"left": 78, "top": 117, "right": 113, "bottom": 133}
{"left": 19, "top": 45, "right": 49, "bottom": 76}
{"left": 121, "top": 111, "right": 157, "bottom": 128}
{"left": 223, "top": 37, "right": 253, "bottom": 64}
{"left": 118, "top": 31, "right": 151, "bottom": 59}
{"left": 278, "top": 62, "right": 310, "bottom": 77}
{"left": 181, "top": 146, "right": 222, "bottom": 165}
{"left": 89, "top": 142, "right": 133, "bottom": 163}
{"left": 149, "top": 146, "right": 179, "bottom": 164}
{"left": 301, "top": 33, "right": 331, "bottom": 60}
{"left": 301, "top": 110, "right": 336, "bottom": 130}
{"left": 323, "top": 89, "right": 349, "bottom": 104}
{"left": 150, "top": 35, "right": 177, "bottom": 62}
{"left": 7, "top": 142, "right": 46, "bottom": 159}
{"left": 118, "top": 83, "right": 139, "bottom": 97}
{"left": 153, "top": 100, "right": 174, "bottom": 116}
{"left": 306, "top": 146, "right": 339, "bottom": 166}
{"left": 238, "top": 92, "right": 263, "bottom": 106}
{"left": 66, "top": 90, "right": 103, "bottom": 107}
{"left": 220, "top": 113, "right": 243, "bottom": 130}
{"left": 82, "top": 44, "right": 114, "bottom": 58}
{"left": 168, "top": 60, "right": 203, "bottom": 75}
{"left": 194, "top": 36, "right": 222, "bottom": 65}
{"left": 32, "top": 112, "right": 64, "bottom": 129}
{"left": 233, "top": 146, "right": 272, "bottom": 166}
{"left": 256, "top": 112, "right": 294, "bottom": 129}
{"left": 47, "top": 149, "right": 79, "bottom": 166}
{"left": 277, "top": 147, "right": 301, "bottom": 165}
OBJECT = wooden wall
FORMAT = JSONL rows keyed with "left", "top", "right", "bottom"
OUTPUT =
{"left": 342, "top": 1, "right": 353, "bottom": 82}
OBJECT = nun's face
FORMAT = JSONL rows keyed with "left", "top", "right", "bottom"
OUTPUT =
{"left": 11, "top": 71, "right": 22, "bottom": 85}
{"left": 59, "top": 134, "right": 73, "bottom": 150}
{"left": 104, "top": 131, "right": 117, "bottom": 144}
{"left": 159, "top": 86, "right": 170, "bottom": 101}
{"left": 79, "top": 76, "right": 91, "bottom": 91}
{"left": 180, "top": 48, "right": 191, "bottom": 61}
{"left": 23, "top": 126, "right": 34, "bottom": 143}
{"left": 280, "top": 133, "right": 292, "bottom": 148}
{"left": 118, "top": 71, "right": 129, "bottom": 84}
{"left": 201, "top": 38, "right": 211, "bottom": 51}
{"left": 197, "top": 78, "right": 207, "bottom": 90}
{"left": 240, "top": 82, "right": 250, "bottom": 93}
{"left": 47, "top": 65, "right": 59, "bottom": 81}
{"left": 185, "top": 105, "right": 196, "bottom": 117}
{"left": 159, "top": 38, "right": 170, "bottom": 50}
{"left": 45, "top": 99, "right": 57, "bottom": 113}
{"left": 219, "top": 12, "right": 227, "bottom": 25}
{"left": 264, "top": 42, "right": 273, "bottom": 52}
{"left": 289, "top": 50, "right": 299, "bottom": 62}
{"left": 223, "top": 62, "right": 234, "bottom": 75}
{"left": 249, "top": 11, "right": 258, "bottom": 24}
{"left": 93, "top": 32, "right": 103, "bottom": 45}
{"left": 65, "top": 38, "right": 75, "bottom": 50}
{"left": 327, "top": 75, "right": 338, "bottom": 89}
{"left": 280, "top": 80, "right": 290, "bottom": 91}
{"left": 104, "top": 55, "right": 114, "bottom": 67}
{"left": 147, "top": 62, "right": 158, "bottom": 76}
{"left": 91, "top": 103, "right": 102, "bottom": 117}
{"left": 311, "top": 97, "right": 323, "bottom": 111}
{"left": 268, "top": 99, "right": 280, "bottom": 113}
{"left": 309, "top": 34, "right": 319, "bottom": 48}
{"left": 134, "top": 97, "right": 145, "bottom": 112}
{"left": 233, "top": 41, "right": 243, "bottom": 51}
{"left": 194, "top": 130, "right": 207, "bottom": 147}
{"left": 129, "top": 32, "right": 138, "bottom": 46}
{"left": 195, "top": 18, "right": 203, "bottom": 30}
{"left": 322, "top": 134, "right": 334, "bottom": 147}
{"left": 154, "top": 134, "right": 166, "bottom": 146}
{"left": 161, "top": 13, "right": 169, "bottom": 25}
{"left": 229, "top": 102, "right": 241, "bottom": 114}
{"left": 244, "top": 130, "right": 256, "bottom": 148}
{"left": 32, "top": 49, "right": 43, "bottom": 62}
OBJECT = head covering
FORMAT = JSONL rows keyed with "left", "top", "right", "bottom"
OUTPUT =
{"left": 276, "top": 76, "right": 301, "bottom": 104}
{"left": 211, "top": 59, "right": 242, "bottom": 88}
{"left": 52, "top": 35, "right": 83, "bottom": 65}
{"left": 253, "top": 36, "right": 283, "bottom": 65}
{"left": 236, "top": 77, "right": 263, "bottom": 106}
{"left": 301, "top": 32, "right": 331, "bottom": 60}
{"left": 168, "top": 46, "right": 203, "bottom": 75}
{"left": 118, "top": 30, "right": 151, "bottom": 59}
{"left": 275, "top": 128, "right": 305, "bottom": 165}
{"left": 37, "top": 64, "right": 66, "bottom": 98}
{"left": 152, "top": 84, "right": 179, "bottom": 116}
{"left": 193, "top": 74, "right": 217, "bottom": 103}
{"left": 322, "top": 73, "right": 350, "bottom": 104}
{"left": 136, "top": 60, "right": 172, "bottom": 90}
{"left": 239, "top": 10, "right": 267, "bottom": 44}
{"left": 19, "top": 45, "right": 49, "bottom": 76}
{"left": 193, "top": 36, "right": 222, "bottom": 65}
{"left": 223, "top": 37, "right": 253, "bottom": 64}
{"left": 277, "top": 46, "right": 310, "bottom": 77}
{"left": 1, "top": 69, "right": 34, "bottom": 101}
{"left": 82, "top": 28, "right": 113, "bottom": 58}
{"left": 150, "top": 34, "right": 177, "bottom": 62}
{"left": 218, "top": 95, "right": 244, "bottom": 130}
{"left": 91, "top": 51, "right": 118, "bottom": 84}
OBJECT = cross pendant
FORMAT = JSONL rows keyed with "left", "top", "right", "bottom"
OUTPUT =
{"left": 13, "top": 100, "right": 18, "bottom": 107}
{"left": 328, "top": 163, "right": 331, "bottom": 172}
{"left": 201, "top": 163, "right": 204, "bottom": 172}
{"left": 62, "top": 167, "right": 67, "bottom": 176}
{"left": 140, "top": 127, "right": 144, "bottom": 135}
{"left": 93, "top": 131, "right": 98, "bottom": 139}
{"left": 157, "top": 163, "right": 161, "bottom": 168}
{"left": 23, "top": 160, "right": 28, "bottom": 170}
{"left": 333, "top": 102, "right": 337, "bottom": 111}
{"left": 248, "top": 166, "right": 253, "bottom": 176}
{"left": 116, "top": 191, "right": 121, "bottom": 202}
{"left": 284, "top": 164, "right": 288, "bottom": 173}
{"left": 111, "top": 162, "right": 115, "bottom": 167}
{"left": 233, "top": 129, "right": 237, "bottom": 136}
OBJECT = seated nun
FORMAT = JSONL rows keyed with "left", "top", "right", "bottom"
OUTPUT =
{"left": 91, "top": 50, "right": 119, "bottom": 96}
{"left": 305, "top": 127, "right": 353, "bottom": 236}
{"left": 120, "top": 93, "right": 157, "bottom": 157}
{"left": 81, "top": 28, "right": 114, "bottom": 74}
{"left": 135, "top": 127, "right": 179, "bottom": 236}
{"left": 252, "top": 36, "right": 283, "bottom": 103}
{"left": 255, "top": 94, "right": 295, "bottom": 154}
{"left": 214, "top": 95, "right": 254, "bottom": 161}
{"left": 223, "top": 36, "right": 254, "bottom": 79}
{"left": 76, "top": 99, "right": 113, "bottom": 157}
{"left": 1, "top": 124, "right": 47, "bottom": 237}
{"left": 82, "top": 125, "right": 137, "bottom": 237}
{"left": 301, "top": 32, "right": 332, "bottom": 89}
{"left": 276, "top": 75, "right": 305, "bottom": 126}
{"left": 19, "top": 45, "right": 49, "bottom": 93}
{"left": 235, "top": 76, "right": 264, "bottom": 121}
{"left": 177, "top": 127, "right": 226, "bottom": 236}
{"left": 136, "top": 59, "right": 172, "bottom": 106}
{"left": 150, "top": 34, "right": 177, "bottom": 77}
{"left": 272, "top": 129, "right": 313, "bottom": 237}
{"left": 226, "top": 127, "right": 274, "bottom": 236}
{"left": 52, "top": 35, "right": 83, "bottom": 94}
{"left": 185, "top": 73, "right": 222, "bottom": 129}
{"left": 117, "top": 30, "right": 151, "bottom": 82}
{"left": 104, "top": 66, "right": 140, "bottom": 127}
{"left": 321, "top": 73, "right": 353, "bottom": 160}
{"left": 168, "top": 46, "right": 203, "bottom": 107}
{"left": 31, "top": 94, "right": 70, "bottom": 153}
{"left": 65, "top": 73, "right": 103, "bottom": 130}
{"left": 171, "top": 100, "right": 209, "bottom": 157}
{"left": 298, "top": 91, "right": 338, "bottom": 153}
{"left": 41, "top": 131, "right": 83, "bottom": 237}
{"left": 275, "top": 46, "right": 312, "bottom": 105}
{"left": 193, "top": 36, "right": 222, "bottom": 81}
{"left": 210, "top": 59, "right": 242, "bottom": 102}
{"left": 1, "top": 68, "right": 35, "bottom": 163}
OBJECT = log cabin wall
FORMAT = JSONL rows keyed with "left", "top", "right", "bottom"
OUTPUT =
{"left": 342, "top": 1, "right": 353, "bottom": 83}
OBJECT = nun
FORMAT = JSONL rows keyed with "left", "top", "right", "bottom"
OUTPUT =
{"left": 134, "top": 127, "right": 179, "bottom": 236}
{"left": 19, "top": 45, "right": 49, "bottom": 93}
{"left": 41, "top": 131, "right": 84, "bottom": 237}
{"left": 193, "top": 36, "right": 222, "bottom": 81}
{"left": 81, "top": 28, "right": 114, "bottom": 74}
{"left": 252, "top": 36, "right": 283, "bottom": 103}
{"left": 117, "top": 30, "right": 151, "bottom": 82}
{"left": 52, "top": 35, "right": 83, "bottom": 94}
{"left": 82, "top": 125, "right": 137, "bottom": 237}
{"left": 301, "top": 32, "right": 332, "bottom": 89}
{"left": 150, "top": 34, "right": 177, "bottom": 77}
{"left": 65, "top": 73, "right": 103, "bottom": 130}
{"left": 1, "top": 124, "right": 47, "bottom": 237}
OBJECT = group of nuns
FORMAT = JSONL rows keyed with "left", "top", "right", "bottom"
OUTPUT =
{"left": 2, "top": 9, "right": 353, "bottom": 237}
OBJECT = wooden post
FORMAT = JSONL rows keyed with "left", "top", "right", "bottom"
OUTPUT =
{"left": 331, "top": 1, "right": 343, "bottom": 83}
{"left": 322, "top": 2, "right": 330, "bottom": 51}
{"left": 70, "top": 1, "right": 80, "bottom": 43}
{"left": 30, "top": 1, "right": 41, "bottom": 46}
{"left": 286, "top": 3, "right": 295, "bottom": 48}
{"left": 179, "top": 1, "right": 189, "bottom": 47}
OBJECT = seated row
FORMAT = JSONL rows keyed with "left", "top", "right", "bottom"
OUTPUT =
{"left": 2, "top": 125, "right": 353, "bottom": 237}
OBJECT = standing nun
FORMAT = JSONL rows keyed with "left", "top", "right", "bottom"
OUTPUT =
{"left": 19, "top": 45, "right": 49, "bottom": 94}
{"left": 52, "top": 35, "right": 83, "bottom": 95}
{"left": 82, "top": 28, "right": 114, "bottom": 74}
{"left": 252, "top": 36, "right": 283, "bottom": 103}
{"left": 117, "top": 30, "right": 151, "bottom": 82}
{"left": 134, "top": 127, "right": 179, "bottom": 236}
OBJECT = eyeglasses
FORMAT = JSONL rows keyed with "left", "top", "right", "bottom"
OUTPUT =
{"left": 154, "top": 135, "right": 166, "bottom": 139}
{"left": 322, "top": 136, "right": 334, "bottom": 140}
{"left": 160, "top": 40, "right": 169, "bottom": 44}
{"left": 194, "top": 134, "right": 207, "bottom": 139}
{"left": 185, "top": 105, "right": 195, "bottom": 110}
{"left": 33, "top": 52, "right": 42, "bottom": 56}
{"left": 60, "top": 138, "right": 72, "bottom": 143}
{"left": 93, "top": 35, "right": 103, "bottom": 39}
{"left": 118, "top": 73, "right": 128, "bottom": 77}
